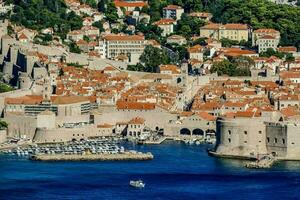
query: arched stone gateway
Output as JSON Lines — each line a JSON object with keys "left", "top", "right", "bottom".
{"left": 180, "top": 128, "right": 191, "bottom": 135}
{"left": 192, "top": 128, "right": 204, "bottom": 135}
{"left": 206, "top": 129, "right": 216, "bottom": 134}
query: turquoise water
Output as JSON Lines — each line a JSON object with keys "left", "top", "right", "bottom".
{"left": 1, "top": 141, "right": 300, "bottom": 200}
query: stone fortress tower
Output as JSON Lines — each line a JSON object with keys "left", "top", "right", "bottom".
{"left": 42, "top": 75, "right": 52, "bottom": 102}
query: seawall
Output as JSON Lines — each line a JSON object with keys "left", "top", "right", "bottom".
{"left": 30, "top": 152, "right": 154, "bottom": 161}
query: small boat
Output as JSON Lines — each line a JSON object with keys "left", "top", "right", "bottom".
{"left": 129, "top": 180, "right": 145, "bottom": 188}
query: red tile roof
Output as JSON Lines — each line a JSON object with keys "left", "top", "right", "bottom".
{"left": 114, "top": 0, "right": 147, "bottom": 7}
{"left": 103, "top": 34, "right": 144, "bottom": 41}
{"left": 154, "top": 18, "right": 176, "bottom": 25}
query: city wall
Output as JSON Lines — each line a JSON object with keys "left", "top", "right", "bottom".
{"left": 33, "top": 125, "right": 112, "bottom": 144}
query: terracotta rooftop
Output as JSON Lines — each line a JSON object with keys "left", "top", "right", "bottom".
{"left": 254, "top": 28, "right": 280, "bottom": 34}
{"left": 201, "top": 23, "right": 248, "bottom": 30}
{"left": 114, "top": 0, "right": 147, "bottom": 7}
{"left": 128, "top": 117, "right": 146, "bottom": 124}
{"left": 103, "top": 34, "right": 144, "bottom": 41}
{"left": 116, "top": 101, "right": 156, "bottom": 110}
{"left": 163, "top": 5, "right": 182, "bottom": 10}
{"left": 51, "top": 96, "right": 91, "bottom": 105}
{"left": 154, "top": 18, "right": 176, "bottom": 25}
{"left": 5, "top": 95, "right": 43, "bottom": 105}
{"left": 198, "top": 111, "right": 216, "bottom": 121}
{"left": 189, "top": 12, "right": 212, "bottom": 18}
{"left": 278, "top": 46, "right": 297, "bottom": 53}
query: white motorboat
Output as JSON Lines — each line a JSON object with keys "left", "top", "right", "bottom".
{"left": 129, "top": 180, "right": 145, "bottom": 188}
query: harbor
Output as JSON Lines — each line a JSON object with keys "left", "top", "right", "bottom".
{"left": 1, "top": 137, "right": 153, "bottom": 162}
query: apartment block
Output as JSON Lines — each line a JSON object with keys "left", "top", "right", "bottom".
{"left": 99, "top": 34, "right": 146, "bottom": 64}
{"left": 163, "top": 5, "right": 184, "bottom": 20}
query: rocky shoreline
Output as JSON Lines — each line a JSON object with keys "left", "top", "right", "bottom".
{"left": 30, "top": 152, "right": 154, "bottom": 162}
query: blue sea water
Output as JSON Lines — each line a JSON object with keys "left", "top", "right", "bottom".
{"left": 1, "top": 141, "right": 300, "bottom": 200}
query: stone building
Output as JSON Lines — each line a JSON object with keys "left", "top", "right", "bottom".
{"left": 153, "top": 18, "right": 176, "bottom": 37}
{"left": 99, "top": 34, "right": 146, "bottom": 64}
{"left": 266, "top": 121, "right": 300, "bottom": 160}
{"left": 127, "top": 117, "right": 146, "bottom": 137}
{"left": 163, "top": 5, "right": 184, "bottom": 20}
{"left": 200, "top": 23, "right": 250, "bottom": 42}
{"left": 252, "top": 29, "right": 280, "bottom": 53}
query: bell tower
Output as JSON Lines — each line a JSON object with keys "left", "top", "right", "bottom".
{"left": 42, "top": 76, "right": 52, "bottom": 103}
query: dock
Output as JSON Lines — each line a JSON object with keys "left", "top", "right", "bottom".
{"left": 30, "top": 152, "right": 154, "bottom": 161}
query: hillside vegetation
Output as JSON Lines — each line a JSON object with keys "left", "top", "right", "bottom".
{"left": 5, "top": 0, "right": 82, "bottom": 38}
{"left": 207, "top": 0, "right": 300, "bottom": 48}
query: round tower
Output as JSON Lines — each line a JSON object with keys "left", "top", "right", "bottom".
{"left": 18, "top": 72, "right": 32, "bottom": 89}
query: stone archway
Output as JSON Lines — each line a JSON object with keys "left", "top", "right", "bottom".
{"left": 192, "top": 128, "right": 204, "bottom": 136}
{"left": 180, "top": 128, "right": 191, "bottom": 135}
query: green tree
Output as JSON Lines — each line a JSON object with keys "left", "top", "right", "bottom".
{"left": 80, "top": 0, "right": 97, "bottom": 8}
{"left": 139, "top": 45, "right": 169, "bottom": 72}
{"left": 0, "top": 83, "right": 14, "bottom": 93}
{"left": 176, "top": 14, "right": 205, "bottom": 38}
{"left": 98, "top": 0, "right": 107, "bottom": 12}
{"left": 259, "top": 48, "right": 285, "bottom": 58}
{"left": 207, "top": 0, "right": 300, "bottom": 49}
{"left": 136, "top": 23, "right": 163, "bottom": 41}
{"left": 92, "top": 21, "right": 104, "bottom": 32}
{"left": 220, "top": 38, "right": 239, "bottom": 47}
{"left": 286, "top": 53, "right": 295, "bottom": 62}
{"left": 0, "top": 121, "right": 8, "bottom": 129}
{"left": 210, "top": 59, "right": 251, "bottom": 76}
{"left": 7, "top": 0, "right": 83, "bottom": 38}
{"left": 210, "top": 60, "right": 237, "bottom": 76}
{"left": 106, "top": 2, "right": 118, "bottom": 22}
{"left": 68, "top": 42, "right": 81, "bottom": 54}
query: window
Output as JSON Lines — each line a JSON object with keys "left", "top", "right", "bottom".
{"left": 259, "top": 131, "right": 262, "bottom": 134}
{"left": 244, "top": 131, "right": 247, "bottom": 135}
{"left": 267, "top": 137, "right": 270, "bottom": 143}
{"left": 274, "top": 138, "right": 278, "bottom": 143}
{"left": 228, "top": 138, "right": 231, "bottom": 143}
{"left": 282, "top": 139, "right": 285, "bottom": 144}
{"left": 244, "top": 141, "right": 247, "bottom": 144}
{"left": 228, "top": 130, "right": 231, "bottom": 135}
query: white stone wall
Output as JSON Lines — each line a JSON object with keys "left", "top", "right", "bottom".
{"left": 265, "top": 122, "right": 287, "bottom": 157}
{"left": 94, "top": 106, "right": 177, "bottom": 130}
{"left": 4, "top": 114, "right": 37, "bottom": 140}
{"left": 33, "top": 125, "right": 112, "bottom": 144}
{"left": 0, "top": 129, "right": 7, "bottom": 143}
{"left": 286, "top": 123, "right": 300, "bottom": 159}
{"left": 37, "top": 113, "right": 56, "bottom": 129}
{"left": 127, "top": 123, "right": 145, "bottom": 137}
